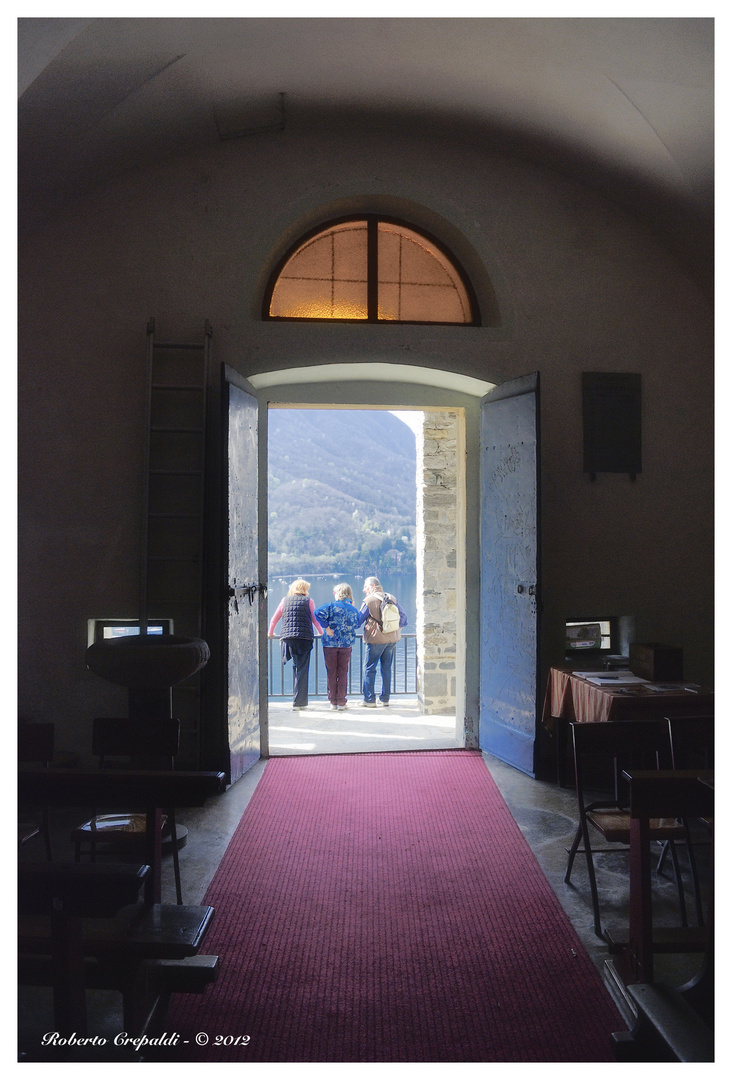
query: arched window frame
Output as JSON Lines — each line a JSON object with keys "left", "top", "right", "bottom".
{"left": 262, "top": 215, "right": 481, "bottom": 326}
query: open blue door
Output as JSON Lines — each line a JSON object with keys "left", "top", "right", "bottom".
{"left": 479, "top": 373, "right": 540, "bottom": 775}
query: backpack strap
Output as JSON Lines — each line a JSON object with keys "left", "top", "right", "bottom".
{"left": 370, "top": 593, "right": 386, "bottom": 629}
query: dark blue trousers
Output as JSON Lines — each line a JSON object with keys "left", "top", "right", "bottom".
{"left": 283, "top": 638, "right": 313, "bottom": 707}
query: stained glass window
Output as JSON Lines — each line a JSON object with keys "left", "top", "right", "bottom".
{"left": 266, "top": 217, "right": 476, "bottom": 324}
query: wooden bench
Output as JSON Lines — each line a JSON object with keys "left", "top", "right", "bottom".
{"left": 18, "top": 721, "right": 55, "bottom": 858}
{"left": 612, "top": 983, "right": 713, "bottom": 1062}
{"left": 18, "top": 862, "right": 219, "bottom": 1041}
{"left": 19, "top": 951, "right": 220, "bottom": 1050}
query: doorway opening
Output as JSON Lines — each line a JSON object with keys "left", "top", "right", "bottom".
{"left": 264, "top": 404, "right": 464, "bottom": 756}
{"left": 221, "top": 363, "right": 540, "bottom": 779}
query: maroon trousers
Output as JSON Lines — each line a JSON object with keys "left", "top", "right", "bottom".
{"left": 323, "top": 646, "right": 352, "bottom": 706}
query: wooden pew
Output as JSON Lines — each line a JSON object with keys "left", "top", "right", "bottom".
{"left": 18, "top": 768, "right": 226, "bottom": 1046}
{"left": 19, "top": 862, "right": 221, "bottom": 1044}
{"left": 18, "top": 768, "right": 225, "bottom": 904}
{"left": 611, "top": 769, "right": 714, "bottom": 1062}
{"left": 17, "top": 767, "right": 226, "bottom": 807}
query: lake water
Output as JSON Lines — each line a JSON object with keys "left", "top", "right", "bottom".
{"left": 266, "top": 571, "right": 418, "bottom": 698}
{"left": 267, "top": 572, "right": 417, "bottom": 628}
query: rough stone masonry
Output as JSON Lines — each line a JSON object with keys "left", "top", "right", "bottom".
{"left": 417, "top": 410, "right": 459, "bottom": 715}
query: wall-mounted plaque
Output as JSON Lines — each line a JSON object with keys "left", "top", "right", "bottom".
{"left": 582, "top": 372, "right": 642, "bottom": 480}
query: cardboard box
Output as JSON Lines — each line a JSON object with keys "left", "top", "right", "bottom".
{"left": 629, "top": 643, "right": 683, "bottom": 682}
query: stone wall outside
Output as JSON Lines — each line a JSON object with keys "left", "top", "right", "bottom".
{"left": 417, "top": 410, "right": 459, "bottom": 715}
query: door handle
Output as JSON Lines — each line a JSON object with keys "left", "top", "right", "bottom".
{"left": 516, "top": 583, "right": 537, "bottom": 596}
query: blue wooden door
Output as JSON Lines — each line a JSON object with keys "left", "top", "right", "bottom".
{"left": 479, "top": 373, "right": 540, "bottom": 775}
{"left": 225, "top": 366, "right": 261, "bottom": 782}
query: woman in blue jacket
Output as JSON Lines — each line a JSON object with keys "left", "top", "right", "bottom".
{"left": 315, "top": 583, "right": 365, "bottom": 710}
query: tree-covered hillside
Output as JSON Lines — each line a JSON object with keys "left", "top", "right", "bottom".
{"left": 268, "top": 409, "right": 417, "bottom": 576}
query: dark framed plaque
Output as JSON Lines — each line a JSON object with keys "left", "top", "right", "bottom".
{"left": 582, "top": 372, "right": 642, "bottom": 480}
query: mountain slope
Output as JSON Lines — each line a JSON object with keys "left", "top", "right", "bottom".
{"left": 267, "top": 409, "right": 417, "bottom": 576}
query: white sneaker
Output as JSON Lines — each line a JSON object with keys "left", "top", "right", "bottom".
{"left": 337, "top": 705, "right": 347, "bottom": 711}
{"left": 363, "top": 701, "right": 376, "bottom": 708}
{"left": 329, "top": 704, "right": 338, "bottom": 711}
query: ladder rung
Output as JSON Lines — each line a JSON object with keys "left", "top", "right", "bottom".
{"left": 152, "top": 342, "right": 206, "bottom": 351}
{"left": 149, "top": 469, "right": 203, "bottom": 476}
{"left": 146, "top": 597, "right": 201, "bottom": 605}
{"left": 148, "top": 556, "right": 200, "bottom": 563}
{"left": 152, "top": 384, "right": 204, "bottom": 392}
{"left": 151, "top": 427, "right": 204, "bottom": 433}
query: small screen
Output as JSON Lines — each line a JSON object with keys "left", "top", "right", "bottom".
{"left": 566, "top": 621, "right": 610, "bottom": 651}
{"left": 103, "top": 625, "right": 165, "bottom": 639}
{"left": 92, "top": 619, "right": 172, "bottom": 643}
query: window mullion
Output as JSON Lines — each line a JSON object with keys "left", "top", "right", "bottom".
{"left": 367, "top": 217, "right": 379, "bottom": 321}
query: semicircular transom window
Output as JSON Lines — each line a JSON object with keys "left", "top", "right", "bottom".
{"left": 266, "top": 217, "right": 478, "bottom": 324}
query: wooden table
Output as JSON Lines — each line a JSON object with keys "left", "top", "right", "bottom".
{"left": 541, "top": 667, "right": 714, "bottom": 785}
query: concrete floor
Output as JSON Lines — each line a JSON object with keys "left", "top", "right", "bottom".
{"left": 484, "top": 753, "right": 709, "bottom": 998}
{"left": 268, "top": 696, "right": 463, "bottom": 755}
{"left": 19, "top": 706, "right": 711, "bottom": 1056}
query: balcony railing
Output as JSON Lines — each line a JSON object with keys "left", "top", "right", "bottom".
{"left": 267, "top": 634, "right": 417, "bottom": 699}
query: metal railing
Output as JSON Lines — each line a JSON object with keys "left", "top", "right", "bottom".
{"left": 268, "top": 634, "right": 417, "bottom": 699}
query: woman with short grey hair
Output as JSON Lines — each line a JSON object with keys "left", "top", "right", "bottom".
{"left": 314, "top": 583, "right": 365, "bottom": 710}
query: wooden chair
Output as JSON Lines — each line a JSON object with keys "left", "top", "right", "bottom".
{"left": 71, "top": 718, "right": 183, "bottom": 904}
{"left": 611, "top": 769, "right": 714, "bottom": 1061}
{"left": 564, "top": 719, "right": 694, "bottom": 938}
{"left": 659, "top": 714, "right": 714, "bottom": 924}
{"left": 18, "top": 722, "right": 55, "bottom": 858}
{"left": 667, "top": 714, "right": 714, "bottom": 772}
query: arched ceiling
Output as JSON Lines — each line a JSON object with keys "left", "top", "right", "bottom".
{"left": 18, "top": 17, "right": 714, "bottom": 291}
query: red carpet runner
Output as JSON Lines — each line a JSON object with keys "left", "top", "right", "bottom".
{"left": 167, "top": 750, "right": 623, "bottom": 1061}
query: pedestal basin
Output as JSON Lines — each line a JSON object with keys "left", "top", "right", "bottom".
{"left": 86, "top": 635, "right": 210, "bottom": 689}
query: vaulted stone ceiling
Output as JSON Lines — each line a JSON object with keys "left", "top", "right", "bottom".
{"left": 18, "top": 17, "right": 713, "bottom": 290}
